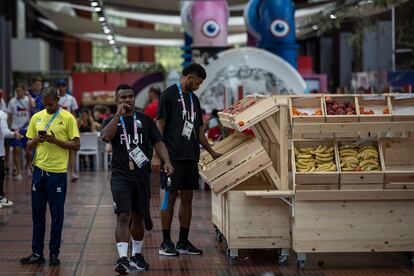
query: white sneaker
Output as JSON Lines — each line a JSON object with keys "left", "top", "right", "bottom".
{"left": 0, "top": 197, "right": 13, "bottom": 207}
{"left": 14, "top": 174, "right": 23, "bottom": 181}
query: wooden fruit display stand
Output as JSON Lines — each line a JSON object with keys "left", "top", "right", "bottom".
{"left": 199, "top": 95, "right": 293, "bottom": 265}
{"left": 290, "top": 93, "right": 414, "bottom": 268}
{"left": 199, "top": 93, "right": 414, "bottom": 267}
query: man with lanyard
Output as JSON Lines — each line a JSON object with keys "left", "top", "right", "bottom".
{"left": 101, "top": 84, "right": 173, "bottom": 274}
{"left": 156, "top": 63, "right": 221, "bottom": 256}
{"left": 57, "top": 79, "right": 80, "bottom": 182}
{"left": 7, "top": 83, "right": 35, "bottom": 180}
{"left": 29, "top": 78, "right": 44, "bottom": 113}
{"left": 20, "top": 87, "right": 80, "bottom": 266}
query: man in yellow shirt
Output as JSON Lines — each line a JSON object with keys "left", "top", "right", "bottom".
{"left": 20, "top": 87, "right": 80, "bottom": 266}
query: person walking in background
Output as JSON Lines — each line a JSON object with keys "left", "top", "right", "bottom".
{"left": 0, "top": 108, "right": 21, "bottom": 208}
{"left": 156, "top": 63, "right": 221, "bottom": 256}
{"left": 57, "top": 79, "right": 79, "bottom": 182}
{"left": 0, "top": 89, "right": 7, "bottom": 112}
{"left": 29, "top": 78, "right": 44, "bottom": 114}
{"left": 20, "top": 87, "right": 80, "bottom": 266}
{"left": 143, "top": 85, "right": 161, "bottom": 231}
{"left": 78, "top": 108, "right": 100, "bottom": 171}
{"left": 7, "top": 83, "right": 35, "bottom": 180}
{"left": 101, "top": 84, "right": 173, "bottom": 274}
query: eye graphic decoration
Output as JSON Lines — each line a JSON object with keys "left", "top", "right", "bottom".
{"left": 202, "top": 20, "right": 220, "bottom": 38}
{"left": 270, "top": 19, "right": 290, "bottom": 38}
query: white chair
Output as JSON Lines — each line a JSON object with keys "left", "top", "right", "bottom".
{"left": 76, "top": 132, "right": 100, "bottom": 172}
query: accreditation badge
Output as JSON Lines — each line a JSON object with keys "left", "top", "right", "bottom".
{"left": 129, "top": 146, "right": 149, "bottom": 168}
{"left": 181, "top": 120, "right": 194, "bottom": 141}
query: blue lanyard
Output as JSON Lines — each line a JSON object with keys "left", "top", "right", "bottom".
{"left": 176, "top": 81, "right": 194, "bottom": 122}
{"left": 120, "top": 112, "right": 138, "bottom": 151}
{"left": 44, "top": 108, "right": 60, "bottom": 131}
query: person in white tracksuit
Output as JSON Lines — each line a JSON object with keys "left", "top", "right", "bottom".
{"left": 0, "top": 110, "right": 21, "bottom": 208}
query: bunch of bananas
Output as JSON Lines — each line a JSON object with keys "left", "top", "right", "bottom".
{"left": 339, "top": 144, "right": 381, "bottom": 171}
{"left": 294, "top": 145, "right": 337, "bottom": 172}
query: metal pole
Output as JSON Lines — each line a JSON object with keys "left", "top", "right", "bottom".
{"left": 391, "top": 6, "right": 395, "bottom": 71}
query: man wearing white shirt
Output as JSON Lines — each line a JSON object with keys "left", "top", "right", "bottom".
{"left": 0, "top": 109, "right": 21, "bottom": 207}
{"left": 57, "top": 80, "right": 79, "bottom": 182}
{"left": 7, "top": 83, "right": 35, "bottom": 180}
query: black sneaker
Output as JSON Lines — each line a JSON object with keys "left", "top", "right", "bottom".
{"left": 144, "top": 215, "right": 153, "bottom": 231}
{"left": 176, "top": 240, "right": 203, "bottom": 255}
{"left": 115, "top": 257, "right": 129, "bottom": 275}
{"left": 129, "top": 253, "right": 149, "bottom": 270}
{"left": 159, "top": 240, "right": 179, "bottom": 256}
{"left": 20, "top": 253, "right": 46, "bottom": 265}
{"left": 49, "top": 254, "right": 60, "bottom": 266}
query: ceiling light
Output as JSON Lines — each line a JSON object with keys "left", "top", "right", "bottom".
{"left": 109, "top": 39, "right": 115, "bottom": 45}
{"left": 98, "top": 17, "right": 105, "bottom": 22}
{"left": 103, "top": 28, "right": 110, "bottom": 34}
{"left": 94, "top": 7, "right": 102, "bottom": 12}
{"left": 312, "top": 25, "right": 319, "bottom": 30}
{"left": 330, "top": 14, "right": 336, "bottom": 19}
{"left": 107, "top": 35, "right": 114, "bottom": 40}
{"left": 90, "top": 1, "right": 98, "bottom": 7}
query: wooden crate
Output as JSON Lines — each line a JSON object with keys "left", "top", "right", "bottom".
{"left": 337, "top": 140, "right": 384, "bottom": 185}
{"left": 390, "top": 94, "right": 414, "bottom": 121}
{"left": 218, "top": 95, "right": 278, "bottom": 132}
{"left": 289, "top": 95, "right": 325, "bottom": 124}
{"left": 293, "top": 200, "right": 414, "bottom": 253}
{"left": 292, "top": 140, "right": 339, "bottom": 185}
{"left": 220, "top": 178, "right": 291, "bottom": 250}
{"left": 296, "top": 184, "right": 339, "bottom": 190}
{"left": 324, "top": 95, "right": 359, "bottom": 123}
{"left": 199, "top": 135, "right": 277, "bottom": 194}
{"left": 380, "top": 139, "right": 414, "bottom": 186}
{"left": 356, "top": 95, "right": 392, "bottom": 122}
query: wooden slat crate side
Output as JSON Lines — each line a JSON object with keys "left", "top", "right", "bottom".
{"left": 390, "top": 94, "right": 414, "bottom": 121}
{"left": 226, "top": 191, "right": 291, "bottom": 249}
{"left": 380, "top": 139, "right": 414, "bottom": 185}
{"left": 211, "top": 150, "right": 273, "bottom": 194}
{"left": 202, "top": 138, "right": 264, "bottom": 181}
{"left": 293, "top": 200, "right": 414, "bottom": 253}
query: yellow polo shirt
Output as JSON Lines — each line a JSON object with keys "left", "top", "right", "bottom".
{"left": 26, "top": 109, "right": 80, "bottom": 173}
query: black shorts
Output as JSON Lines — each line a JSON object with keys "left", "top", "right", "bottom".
{"left": 110, "top": 176, "right": 149, "bottom": 215}
{"left": 160, "top": 160, "right": 199, "bottom": 191}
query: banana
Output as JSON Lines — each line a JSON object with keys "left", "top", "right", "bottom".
{"left": 309, "top": 166, "right": 316, "bottom": 172}
{"left": 363, "top": 165, "right": 379, "bottom": 171}
{"left": 316, "top": 156, "right": 333, "bottom": 162}
{"left": 297, "top": 159, "right": 315, "bottom": 166}
{"left": 359, "top": 159, "right": 379, "bottom": 167}
{"left": 312, "top": 145, "right": 327, "bottom": 154}
{"left": 342, "top": 167, "right": 354, "bottom": 171}
{"left": 315, "top": 152, "right": 333, "bottom": 158}
{"left": 296, "top": 163, "right": 311, "bottom": 170}
{"left": 340, "top": 144, "right": 357, "bottom": 150}
{"left": 327, "top": 164, "right": 337, "bottom": 171}
{"left": 340, "top": 156, "right": 359, "bottom": 163}
{"left": 324, "top": 147, "right": 334, "bottom": 154}
{"left": 339, "top": 152, "right": 358, "bottom": 158}
{"left": 339, "top": 149, "right": 358, "bottom": 155}
{"left": 360, "top": 145, "right": 377, "bottom": 151}
{"left": 294, "top": 147, "right": 300, "bottom": 156}
{"left": 299, "top": 148, "right": 314, "bottom": 154}
{"left": 297, "top": 154, "right": 313, "bottom": 159}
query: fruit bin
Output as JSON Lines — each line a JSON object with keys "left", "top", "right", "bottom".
{"left": 292, "top": 140, "right": 339, "bottom": 186}
{"left": 324, "top": 95, "right": 359, "bottom": 123}
{"left": 199, "top": 133, "right": 277, "bottom": 194}
{"left": 218, "top": 95, "right": 278, "bottom": 132}
{"left": 380, "top": 139, "right": 414, "bottom": 189}
{"left": 289, "top": 95, "right": 325, "bottom": 124}
{"left": 336, "top": 140, "right": 385, "bottom": 186}
{"left": 389, "top": 94, "right": 414, "bottom": 121}
{"left": 356, "top": 95, "right": 392, "bottom": 122}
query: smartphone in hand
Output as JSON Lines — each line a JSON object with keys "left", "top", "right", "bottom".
{"left": 38, "top": 130, "right": 47, "bottom": 137}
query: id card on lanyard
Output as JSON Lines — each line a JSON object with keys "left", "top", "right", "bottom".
{"left": 44, "top": 108, "right": 60, "bottom": 132}
{"left": 177, "top": 82, "right": 194, "bottom": 141}
{"left": 120, "top": 113, "right": 149, "bottom": 170}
